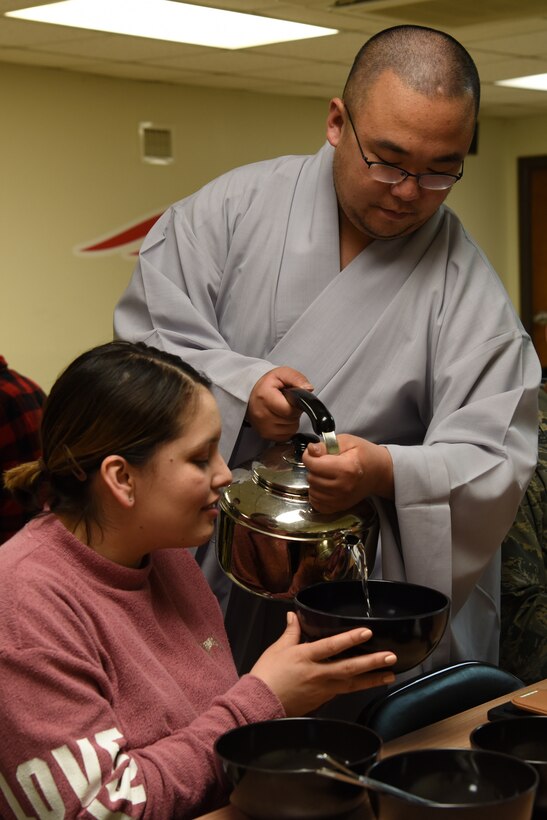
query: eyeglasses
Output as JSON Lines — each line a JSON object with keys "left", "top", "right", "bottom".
{"left": 344, "top": 105, "right": 464, "bottom": 191}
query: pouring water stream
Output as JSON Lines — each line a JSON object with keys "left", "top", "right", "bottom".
{"left": 346, "top": 534, "right": 372, "bottom": 616}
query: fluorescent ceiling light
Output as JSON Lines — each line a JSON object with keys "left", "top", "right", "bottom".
{"left": 6, "top": 0, "right": 338, "bottom": 50}
{"left": 495, "top": 73, "right": 547, "bottom": 91}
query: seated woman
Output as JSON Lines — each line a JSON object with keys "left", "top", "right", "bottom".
{"left": 0, "top": 341, "right": 397, "bottom": 819}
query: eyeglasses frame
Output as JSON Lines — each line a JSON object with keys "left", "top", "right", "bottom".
{"left": 343, "top": 104, "right": 464, "bottom": 191}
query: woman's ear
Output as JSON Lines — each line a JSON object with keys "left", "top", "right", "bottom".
{"left": 326, "top": 97, "right": 345, "bottom": 147}
{"left": 100, "top": 456, "right": 135, "bottom": 508}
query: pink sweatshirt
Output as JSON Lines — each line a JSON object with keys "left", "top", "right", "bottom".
{"left": 0, "top": 515, "right": 284, "bottom": 818}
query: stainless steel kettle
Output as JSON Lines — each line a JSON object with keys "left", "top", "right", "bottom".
{"left": 217, "top": 388, "right": 379, "bottom": 600}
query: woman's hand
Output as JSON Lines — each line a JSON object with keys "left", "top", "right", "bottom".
{"left": 302, "top": 434, "right": 394, "bottom": 512}
{"left": 249, "top": 612, "right": 397, "bottom": 716}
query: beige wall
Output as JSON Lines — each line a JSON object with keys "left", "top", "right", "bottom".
{"left": 1, "top": 61, "right": 546, "bottom": 391}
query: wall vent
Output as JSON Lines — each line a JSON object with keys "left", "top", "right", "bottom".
{"left": 139, "top": 122, "right": 174, "bottom": 165}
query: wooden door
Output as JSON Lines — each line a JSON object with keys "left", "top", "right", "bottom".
{"left": 519, "top": 156, "right": 547, "bottom": 370}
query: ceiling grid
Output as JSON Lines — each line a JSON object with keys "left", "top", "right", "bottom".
{"left": 0, "top": 0, "right": 546, "bottom": 115}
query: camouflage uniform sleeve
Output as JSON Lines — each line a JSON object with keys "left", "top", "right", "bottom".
{"left": 499, "top": 389, "right": 547, "bottom": 684}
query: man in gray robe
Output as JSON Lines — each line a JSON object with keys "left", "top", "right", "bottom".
{"left": 114, "top": 25, "right": 540, "bottom": 675}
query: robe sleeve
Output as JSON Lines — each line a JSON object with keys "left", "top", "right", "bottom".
{"left": 114, "top": 177, "right": 277, "bottom": 460}
{"left": 380, "top": 242, "right": 541, "bottom": 664}
{"left": 326, "top": 210, "right": 541, "bottom": 666}
{"left": 388, "top": 332, "right": 538, "bottom": 591}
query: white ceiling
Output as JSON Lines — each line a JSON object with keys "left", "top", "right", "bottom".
{"left": 1, "top": 0, "right": 547, "bottom": 117}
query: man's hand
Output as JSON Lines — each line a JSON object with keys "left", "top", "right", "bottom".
{"left": 246, "top": 367, "right": 313, "bottom": 440}
{"left": 302, "top": 434, "right": 394, "bottom": 512}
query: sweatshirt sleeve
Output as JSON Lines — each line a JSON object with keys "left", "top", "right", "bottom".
{"left": 0, "top": 644, "right": 284, "bottom": 819}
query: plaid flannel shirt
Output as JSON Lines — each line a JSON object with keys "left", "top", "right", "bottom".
{"left": 0, "top": 356, "right": 46, "bottom": 544}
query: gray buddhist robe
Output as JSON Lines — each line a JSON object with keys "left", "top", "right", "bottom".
{"left": 114, "top": 143, "right": 540, "bottom": 671}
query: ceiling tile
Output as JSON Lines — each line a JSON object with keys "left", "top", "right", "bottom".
{"left": 249, "top": 30, "right": 371, "bottom": 61}
{"left": 479, "top": 57, "right": 547, "bottom": 83}
{"left": 147, "top": 49, "right": 305, "bottom": 73}
{"left": 0, "top": 16, "right": 103, "bottom": 46}
{"left": 28, "top": 31, "right": 210, "bottom": 60}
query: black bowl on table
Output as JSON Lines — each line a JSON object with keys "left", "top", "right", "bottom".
{"left": 294, "top": 579, "right": 450, "bottom": 673}
{"left": 471, "top": 716, "right": 547, "bottom": 817}
{"left": 214, "top": 716, "right": 382, "bottom": 819}
{"left": 366, "top": 748, "right": 538, "bottom": 819}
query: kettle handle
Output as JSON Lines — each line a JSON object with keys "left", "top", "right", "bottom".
{"left": 282, "top": 388, "right": 340, "bottom": 455}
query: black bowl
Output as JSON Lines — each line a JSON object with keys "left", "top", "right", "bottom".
{"left": 294, "top": 579, "right": 450, "bottom": 673}
{"left": 367, "top": 748, "right": 538, "bottom": 819}
{"left": 214, "top": 717, "right": 382, "bottom": 819}
{"left": 471, "top": 716, "right": 547, "bottom": 816}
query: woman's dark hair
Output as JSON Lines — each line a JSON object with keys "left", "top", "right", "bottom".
{"left": 4, "top": 341, "right": 211, "bottom": 532}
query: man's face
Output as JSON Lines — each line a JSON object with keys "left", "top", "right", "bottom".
{"left": 327, "top": 70, "right": 476, "bottom": 244}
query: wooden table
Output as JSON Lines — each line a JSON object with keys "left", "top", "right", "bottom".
{"left": 196, "top": 678, "right": 547, "bottom": 819}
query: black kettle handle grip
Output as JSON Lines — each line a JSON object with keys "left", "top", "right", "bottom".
{"left": 282, "top": 388, "right": 335, "bottom": 434}
{"left": 281, "top": 389, "right": 340, "bottom": 456}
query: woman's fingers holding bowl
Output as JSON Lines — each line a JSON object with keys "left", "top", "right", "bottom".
{"left": 304, "top": 627, "right": 397, "bottom": 687}
{"left": 322, "top": 650, "right": 397, "bottom": 687}
{"left": 305, "top": 626, "right": 396, "bottom": 664}
{"left": 345, "top": 667, "right": 397, "bottom": 691}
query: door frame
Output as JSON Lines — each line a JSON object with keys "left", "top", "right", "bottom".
{"left": 518, "top": 154, "right": 547, "bottom": 333}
